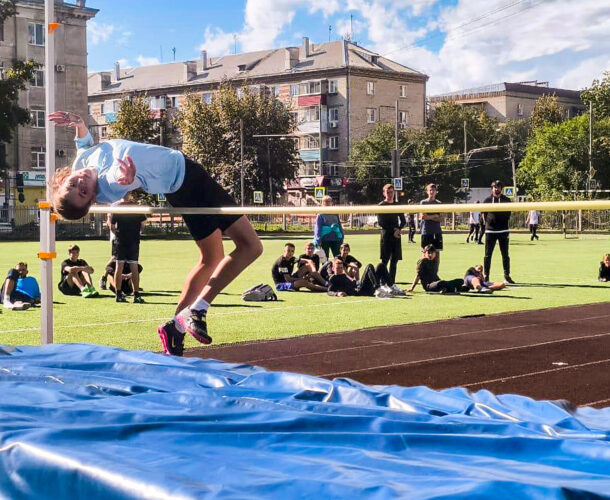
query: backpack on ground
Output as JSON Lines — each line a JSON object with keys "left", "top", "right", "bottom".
{"left": 241, "top": 283, "right": 278, "bottom": 302}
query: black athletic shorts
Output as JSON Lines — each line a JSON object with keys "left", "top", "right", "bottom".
{"left": 165, "top": 158, "right": 241, "bottom": 241}
{"left": 57, "top": 277, "right": 81, "bottom": 296}
{"left": 421, "top": 233, "right": 443, "bottom": 251}
{"left": 115, "top": 240, "right": 140, "bottom": 262}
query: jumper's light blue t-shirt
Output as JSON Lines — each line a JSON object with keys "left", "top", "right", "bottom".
{"left": 72, "top": 133, "right": 185, "bottom": 203}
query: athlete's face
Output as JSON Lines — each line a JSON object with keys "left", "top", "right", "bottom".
{"left": 333, "top": 260, "right": 344, "bottom": 274}
{"left": 340, "top": 246, "right": 349, "bottom": 257}
{"left": 426, "top": 185, "right": 437, "bottom": 198}
{"left": 304, "top": 244, "right": 314, "bottom": 256}
{"left": 492, "top": 184, "right": 502, "bottom": 197}
{"left": 603, "top": 255, "right": 610, "bottom": 266}
{"left": 423, "top": 249, "right": 436, "bottom": 260}
{"left": 283, "top": 246, "right": 295, "bottom": 258}
{"left": 60, "top": 168, "right": 97, "bottom": 209}
{"left": 383, "top": 187, "right": 394, "bottom": 201}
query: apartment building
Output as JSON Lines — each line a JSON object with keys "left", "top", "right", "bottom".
{"left": 88, "top": 38, "right": 428, "bottom": 203}
{"left": 429, "top": 81, "right": 584, "bottom": 122}
{"left": 0, "top": 0, "right": 97, "bottom": 220}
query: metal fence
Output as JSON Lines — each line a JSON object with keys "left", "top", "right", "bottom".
{"left": 1, "top": 206, "right": 608, "bottom": 240}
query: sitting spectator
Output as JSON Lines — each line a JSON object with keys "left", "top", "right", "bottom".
{"left": 463, "top": 264, "right": 506, "bottom": 293}
{"left": 105, "top": 259, "right": 144, "bottom": 296}
{"left": 295, "top": 242, "right": 327, "bottom": 286}
{"left": 338, "top": 243, "right": 362, "bottom": 280}
{"left": 407, "top": 245, "right": 468, "bottom": 294}
{"left": 271, "top": 243, "right": 327, "bottom": 292}
{"left": 57, "top": 244, "right": 98, "bottom": 298}
{"left": 328, "top": 258, "right": 394, "bottom": 297}
{"left": 599, "top": 253, "right": 610, "bottom": 282}
{"left": 1, "top": 262, "right": 38, "bottom": 310}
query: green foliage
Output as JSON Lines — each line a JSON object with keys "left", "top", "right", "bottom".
{"left": 108, "top": 95, "right": 159, "bottom": 143}
{"left": 0, "top": 60, "right": 37, "bottom": 158}
{"left": 0, "top": 0, "right": 16, "bottom": 22}
{"left": 581, "top": 71, "right": 610, "bottom": 120}
{"left": 174, "top": 82, "right": 299, "bottom": 204}
{"left": 530, "top": 94, "right": 565, "bottom": 129}
{"left": 518, "top": 114, "right": 610, "bottom": 199}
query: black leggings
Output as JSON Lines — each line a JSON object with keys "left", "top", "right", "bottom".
{"left": 425, "top": 278, "right": 465, "bottom": 293}
{"left": 529, "top": 224, "right": 538, "bottom": 239}
{"left": 380, "top": 257, "right": 398, "bottom": 286}
{"left": 355, "top": 264, "right": 393, "bottom": 296}
{"left": 484, "top": 232, "right": 510, "bottom": 279}
{"left": 467, "top": 224, "right": 480, "bottom": 241}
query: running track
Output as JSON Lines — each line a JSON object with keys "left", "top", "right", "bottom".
{"left": 186, "top": 302, "right": 610, "bottom": 408}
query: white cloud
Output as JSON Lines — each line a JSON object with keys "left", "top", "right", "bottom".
{"left": 87, "top": 20, "right": 115, "bottom": 45}
{"left": 557, "top": 56, "right": 610, "bottom": 91}
{"left": 116, "top": 58, "right": 131, "bottom": 68}
{"left": 136, "top": 55, "right": 160, "bottom": 66}
{"left": 199, "top": 26, "right": 238, "bottom": 56}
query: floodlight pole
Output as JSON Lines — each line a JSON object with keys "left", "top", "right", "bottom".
{"left": 40, "top": 0, "right": 58, "bottom": 344}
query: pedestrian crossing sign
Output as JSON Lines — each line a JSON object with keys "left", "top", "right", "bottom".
{"left": 461, "top": 178, "right": 470, "bottom": 189}
{"left": 314, "top": 187, "right": 326, "bottom": 201}
{"left": 503, "top": 186, "right": 515, "bottom": 197}
{"left": 157, "top": 193, "right": 166, "bottom": 202}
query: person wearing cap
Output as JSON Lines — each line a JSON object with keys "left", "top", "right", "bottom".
{"left": 481, "top": 180, "right": 515, "bottom": 284}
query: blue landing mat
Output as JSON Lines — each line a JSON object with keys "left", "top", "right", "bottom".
{"left": 0, "top": 344, "right": 609, "bottom": 499}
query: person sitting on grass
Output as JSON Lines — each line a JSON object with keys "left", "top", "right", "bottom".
{"left": 57, "top": 244, "right": 99, "bottom": 298}
{"left": 327, "top": 258, "right": 392, "bottom": 297}
{"left": 407, "top": 244, "right": 468, "bottom": 294}
{"left": 295, "top": 241, "right": 328, "bottom": 287}
{"left": 1, "top": 262, "right": 39, "bottom": 310}
{"left": 271, "top": 243, "right": 327, "bottom": 292}
{"left": 464, "top": 264, "right": 506, "bottom": 293}
{"left": 105, "top": 258, "right": 144, "bottom": 296}
{"left": 338, "top": 243, "right": 362, "bottom": 280}
{"left": 599, "top": 253, "right": 610, "bottom": 282}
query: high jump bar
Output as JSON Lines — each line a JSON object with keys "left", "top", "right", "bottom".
{"left": 87, "top": 199, "right": 610, "bottom": 216}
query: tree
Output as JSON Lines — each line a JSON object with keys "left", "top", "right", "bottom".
{"left": 174, "top": 82, "right": 299, "bottom": 203}
{"left": 108, "top": 95, "right": 159, "bottom": 143}
{"left": 0, "top": 0, "right": 16, "bottom": 23}
{"left": 518, "top": 114, "right": 610, "bottom": 199}
{"left": 530, "top": 94, "right": 565, "bottom": 129}
{"left": 581, "top": 71, "right": 610, "bottom": 120}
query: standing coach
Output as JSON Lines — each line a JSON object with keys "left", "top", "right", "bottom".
{"left": 482, "top": 180, "right": 515, "bottom": 284}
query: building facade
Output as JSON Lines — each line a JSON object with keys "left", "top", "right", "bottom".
{"left": 0, "top": 0, "right": 96, "bottom": 222}
{"left": 429, "top": 81, "right": 585, "bottom": 122}
{"left": 88, "top": 38, "right": 428, "bottom": 204}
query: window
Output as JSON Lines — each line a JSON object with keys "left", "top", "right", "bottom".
{"left": 367, "top": 81, "right": 375, "bottom": 95}
{"left": 304, "top": 136, "right": 319, "bottom": 149}
{"left": 30, "top": 68, "right": 44, "bottom": 87}
{"left": 100, "top": 103, "right": 105, "bottom": 114}
{"left": 0, "top": 61, "right": 5, "bottom": 80}
{"left": 273, "top": 86, "right": 281, "bottom": 97}
{"left": 30, "top": 110, "right": 45, "bottom": 128}
{"left": 399, "top": 111, "right": 408, "bottom": 125}
{"left": 100, "top": 126, "right": 108, "bottom": 139}
{"left": 400, "top": 84, "right": 408, "bottom": 98}
{"left": 202, "top": 93, "right": 212, "bottom": 104}
{"left": 517, "top": 103, "right": 524, "bottom": 116}
{"left": 366, "top": 108, "right": 376, "bottom": 123}
{"left": 329, "top": 80, "right": 338, "bottom": 94}
{"left": 290, "top": 84, "right": 299, "bottom": 96}
{"left": 302, "top": 105, "right": 320, "bottom": 122}
{"left": 28, "top": 23, "right": 45, "bottom": 46}
{"left": 299, "top": 81, "right": 321, "bottom": 95}
{"left": 290, "top": 111, "right": 298, "bottom": 124}
{"left": 0, "top": 21, "right": 4, "bottom": 42}
{"left": 87, "top": 105, "right": 91, "bottom": 115}
{"left": 31, "top": 146, "right": 45, "bottom": 169}
{"left": 328, "top": 107, "right": 339, "bottom": 122}
{"left": 328, "top": 136, "right": 339, "bottom": 150}
{"left": 149, "top": 96, "right": 166, "bottom": 110}
{"left": 169, "top": 95, "right": 180, "bottom": 108}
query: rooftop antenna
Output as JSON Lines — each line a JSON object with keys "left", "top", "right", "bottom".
{"left": 233, "top": 34, "right": 237, "bottom": 54}
{"left": 328, "top": 25, "right": 332, "bottom": 42}
{"left": 350, "top": 14, "right": 353, "bottom": 41}
{"left": 172, "top": 47, "right": 176, "bottom": 61}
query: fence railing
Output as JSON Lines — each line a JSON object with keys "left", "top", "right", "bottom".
{"left": 1, "top": 206, "right": 608, "bottom": 239}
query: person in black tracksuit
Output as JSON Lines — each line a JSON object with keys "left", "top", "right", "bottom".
{"left": 377, "top": 184, "right": 406, "bottom": 286}
{"left": 482, "top": 180, "right": 514, "bottom": 284}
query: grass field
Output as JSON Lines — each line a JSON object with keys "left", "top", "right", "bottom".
{"left": 1, "top": 232, "right": 608, "bottom": 352}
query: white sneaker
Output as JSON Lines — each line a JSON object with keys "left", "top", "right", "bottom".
{"left": 390, "top": 284, "right": 406, "bottom": 296}
{"left": 477, "top": 287, "right": 493, "bottom": 294}
{"left": 3, "top": 300, "right": 13, "bottom": 309}
{"left": 374, "top": 286, "right": 394, "bottom": 298}
{"left": 11, "top": 301, "right": 30, "bottom": 311}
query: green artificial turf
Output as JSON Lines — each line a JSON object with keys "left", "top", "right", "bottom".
{"left": 0, "top": 233, "right": 608, "bottom": 352}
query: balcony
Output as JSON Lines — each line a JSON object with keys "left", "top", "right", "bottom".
{"left": 297, "top": 94, "right": 327, "bottom": 107}
{"left": 298, "top": 148, "right": 327, "bottom": 162}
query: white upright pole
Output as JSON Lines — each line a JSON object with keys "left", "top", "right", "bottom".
{"left": 40, "top": 0, "right": 57, "bottom": 344}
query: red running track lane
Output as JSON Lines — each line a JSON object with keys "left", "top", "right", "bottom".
{"left": 185, "top": 302, "right": 610, "bottom": 408}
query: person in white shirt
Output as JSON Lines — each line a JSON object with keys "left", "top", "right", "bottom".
{"left": 525, "top": 210, "right": 540, "bottom": 241}
{"left": 466, "top": 201, "right": 481, "bottom": 243}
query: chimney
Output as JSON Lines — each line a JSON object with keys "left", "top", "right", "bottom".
{"left": 198, "top": 50, "right": 208, "bottom": 72}
{"left": 76, "top": 0, "right": 86, "bottom": 6}
{"left": 184, "top": 60, "right": 197, "bottom": 81}
{"left": 113, "top": 61, "right": 120, "bottom": 82}
{"left": 302, "top": 37, "right": 310, "bottom": 58}
{"left": 284, "top": 47, "right": 298, "bottom": 71}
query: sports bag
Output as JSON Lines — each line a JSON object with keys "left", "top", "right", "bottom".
{"left": 241, "top": 283, "right": 278, "bottom": 302}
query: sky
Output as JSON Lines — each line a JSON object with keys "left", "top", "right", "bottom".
{"left": 85, "top": 0, "right": 610, "bottom": 95}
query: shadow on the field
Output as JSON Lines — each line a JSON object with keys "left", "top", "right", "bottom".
{"left": 520, "top": 282, "right": 609, "bottom": 289}
{"left": 460, "top": 294, "right": 531, "bottom": 300}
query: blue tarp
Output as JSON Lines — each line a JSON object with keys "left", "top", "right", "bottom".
{"left": 0, "top": 343, "right": 608, "bottom": 499}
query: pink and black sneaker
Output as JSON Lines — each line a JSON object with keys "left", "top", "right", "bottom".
{"left": 175, "top": 309, "right": 212, "bottom": 345}
{"left": 157, "top": 320, "right": 185, "bottom": 356}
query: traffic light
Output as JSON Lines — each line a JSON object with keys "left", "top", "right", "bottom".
{"left": 391, "top": 149, "right": 400, "bottom": 178}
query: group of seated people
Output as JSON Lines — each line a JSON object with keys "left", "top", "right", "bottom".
{"left": 271, "top": 241, "right": 511, "bottom": 298}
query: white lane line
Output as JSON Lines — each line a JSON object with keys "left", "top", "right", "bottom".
{"left": 459, "top": 358, "right": 610, "bottom": 388}
{"left": 0, "top": 298, "right": 378, "bottom": 334}
{"left": 319, "top": 331, "right": 610, "bottom": 377}
{"left": 583, "top": 397, "right": 610, "bottom": 407}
